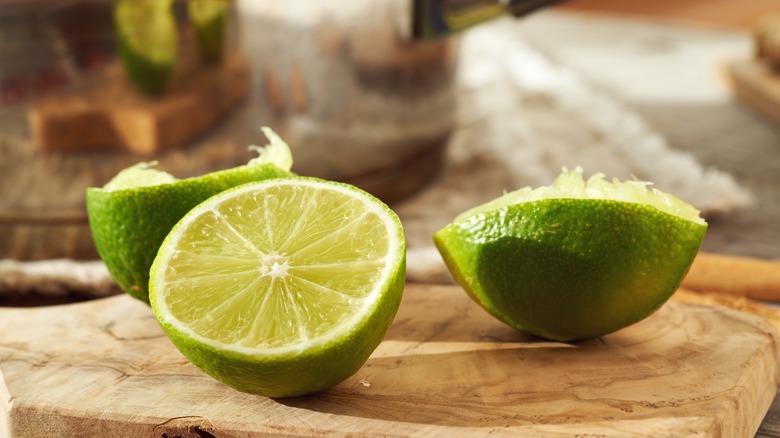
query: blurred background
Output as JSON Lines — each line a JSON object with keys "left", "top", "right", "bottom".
{"left": 0, "top": 0, "right": 778, "bottom": 265}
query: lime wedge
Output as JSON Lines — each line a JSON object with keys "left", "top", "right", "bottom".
{"left": 188, "top": 0, "right": 227, "bottom": 64}
{"left": 86, "top": 128, "right": 294, "bottom": 304}
{"left": 434, "top": 167, "right": 707, "bottom": 341}
{"left": 149, "top": 178, "right": 406, "bottom": 397}
{"left": 114, "top": 0, "right": 178, "bottom": 95}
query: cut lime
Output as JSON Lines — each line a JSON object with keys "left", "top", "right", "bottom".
{"left": 188, "top": 0, "right": 228, "bottom": 64}
{"left": 148, "top": 178, "right": 406, "bottom": 397}
{"left": 114, "top": 0, "right": 178, "bottom": 95}
{"left": 433, "top": 167, "right": 707, "bottom": 341}
{"left": 86, "top": 128, "right": 294, "bottom": 304}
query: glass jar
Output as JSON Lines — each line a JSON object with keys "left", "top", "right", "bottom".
{"left": 237, "top": 0, "right": 459, "bottom": 202}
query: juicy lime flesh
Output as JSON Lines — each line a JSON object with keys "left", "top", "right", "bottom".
{"left": 434, "top": 198, "right": 707, "bottom": 341}
{"left": 163, "top": 184, "right": 391, "bottom": 349}
{"left": 150, "top": 179, "right": 406, "bottom": 396}
{"left": 102, "top": 161, "right": 177, "bottom": 191}
{"left": 456, "top": 167, "right": 705, "bottom": 225}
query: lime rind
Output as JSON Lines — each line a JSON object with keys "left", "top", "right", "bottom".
{"left": 435, "top": 166, "right": 708, "bottom": 341}
{"left": 454, "top": 167, "right": 705, "bottom": 225}
{"left": 435, "top": 197, "right": 707, "bottom": 341}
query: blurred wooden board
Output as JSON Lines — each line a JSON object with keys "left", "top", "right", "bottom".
{"left": 721, "top": 59, "right": 780, "bottom": 126}
{"left": 0, "top": 48, "right": 255, "bottom": 261}
{"left": 558, "top": 0, "right": 773, "bottom": 29}
{"left": 1, "top": 283, "right": 778, "bottom": 437}
{"left": 684, "top": 251, "right": 780, "bottom": 303}
{"left": 27, "top": 51, "right": 249, "bottom": 155}
{"left": 0, "top": 132, "right": 254, "bottom": 261}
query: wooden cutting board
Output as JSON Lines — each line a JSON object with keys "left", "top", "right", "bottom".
{"left": 1, "top": 284, "right": 778, "bottom": 437}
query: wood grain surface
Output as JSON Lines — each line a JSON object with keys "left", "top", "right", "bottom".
{"left": 2, "top": 284, "right": 778, "bottom": 437}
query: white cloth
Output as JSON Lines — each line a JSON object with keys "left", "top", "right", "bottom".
{"left": 398, "top": 17, "right": 752, "bottom": 283}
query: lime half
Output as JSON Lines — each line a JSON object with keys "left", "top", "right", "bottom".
{"left": 149, "top": 178, "right": 406, "bottom": 397}
{"left": 114, "top": 0, "right": 178, "bottom": 95}
{"left": 433, "top": 167, "right": 707, "bottom": 341}
{"left": 86, "top": 128, "right": 294, "bottom": 304}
